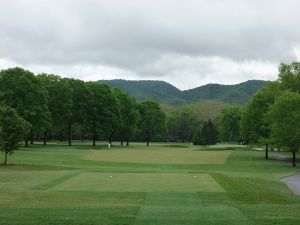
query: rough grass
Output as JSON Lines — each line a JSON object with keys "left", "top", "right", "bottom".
{"left": 0, "top": 141, "right": 299, "bottom": 225}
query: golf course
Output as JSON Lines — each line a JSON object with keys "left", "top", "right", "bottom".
{"left": 0, "top": 142, "right": 299, "bottom": 225}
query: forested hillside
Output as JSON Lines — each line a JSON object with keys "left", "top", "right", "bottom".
{"left": 99, "top": 80, "right": 185, "bottom": 105}
{"left": 99, "top": 79, "right": 267, "bottom": 105}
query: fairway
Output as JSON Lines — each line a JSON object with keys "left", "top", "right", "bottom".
{"left": 50, "top": 172, "right": 224, "bottom": 192}
{"left": 84, "top": 149, "right": 231, "bottom": 164}
{"left": 1, "top": 142, "right": 300, "bottom": 225}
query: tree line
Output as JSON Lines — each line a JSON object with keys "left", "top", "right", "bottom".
{"left": 0, "top": 67, "right": 166, "bottom": 164}
{"left": 1, "top": 63, "right": 300, "bottom": 166}
{"left": 166, "top": 62, "right": 300, "bottom": 166}
{"left": 212, "top": 62, "right": 300, "bottom": 167}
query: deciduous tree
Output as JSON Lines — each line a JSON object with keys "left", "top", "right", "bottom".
{"left": 0, "top": 106, "right": 30, "bottom": 165}
{"left": 268, "top": 91, "right": 300, "bottom": 166}
{"left": 138, "top": 101, "right": 166, "bottom": 146}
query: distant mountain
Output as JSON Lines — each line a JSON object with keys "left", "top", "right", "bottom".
{"left": 99, "top": 80, "right": 186, "bottom": 105}
{"left": 98, "top": 79, "right": 268, "bottom": 105}
{"left": 182, "top": 80, "right": 268, "bottom": 104}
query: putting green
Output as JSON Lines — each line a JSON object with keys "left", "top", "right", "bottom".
{"left": 84, "top": 150, "right": 231, "bottom": 164}
{"left": 50, "top": 172, "right": 225, "bottom": 193}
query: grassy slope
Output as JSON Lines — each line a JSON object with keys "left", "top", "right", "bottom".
{"left": 0, "top": 142, "right": 299, "bottom": 225}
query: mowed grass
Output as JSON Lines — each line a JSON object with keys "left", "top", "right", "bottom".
{"left": 50, "top": 172, "right": 224, "bottom": 192}
{"left": 0, "top": 141, "right": 300, "bottom": 225}
{"left": 84, "top": 149, "right": 231, "bottom": 164}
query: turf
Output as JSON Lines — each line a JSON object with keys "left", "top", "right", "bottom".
{"left": 84, "top": 149, "right": 231, "bottom": 164}
{"left": 49, "top": 172, "right": 224, "bottom": 192}
{"left": 0, "top": 141, "right": 299, "bottom": 225}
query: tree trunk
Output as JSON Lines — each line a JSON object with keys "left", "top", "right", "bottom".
{"left": 265, "top": 144, "right": 269, "bottom": 159}
{"left": 81, "top": 131, "right": 84, "bottom": 142}
{"left": 25, "top": 138, "right": 29, "bottom": 147}
{"left": 109, "top": 136, "right": 112, "bottom": 145}
{"left": 126, "top": 139, "right": 129, "bottom": 146}
{"left": 121, "top": 140, "right": 123, "bottom": 146}
{"left": 4, "top": 151, "right": 8, "bottom": 165}
{"left": 68, "top": 122, "right": 72, "bottom": 146}
{"left": 229, "top": 130, "right": 232, "bottom": 144}
{"left": 147, "top": 140, "right": 149, "bottom": 146}
{"left": 30, "top": 133, "right": 34, "bottom": 144}
{"left": 93, "top": 133, "right": 96, "bottom": 146}
{"left": 43, "top": 130, "right": 47, "bottom": 145}
{"left": 293, "top": 150, "right": 296, "bottom": 167}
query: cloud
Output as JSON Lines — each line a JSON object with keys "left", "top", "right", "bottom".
{"left": 0, "top": 0, "right": 299, "bottom": 89}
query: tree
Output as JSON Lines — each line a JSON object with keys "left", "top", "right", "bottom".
{"left": 192, "top": 119, "right": 217, "bottom": 145}
{"left": 278, "top": 62, "right": 300, "bottom": 93}
{"left": 202, "top": 118, "right": 218, "bottom": 145}
{"left": 240, "top": 82, "right": 280, "bottom": 159}
{"left": 0, "top": 68, "right": 50, "bottom": 147}
{"left": 64, "top": 78, "right": 88, "bottom": 145}
{"left": 218, "top": 106, "right": 242, "bottom": 143}
{"left": 38, "top": 74, "right": 73, "bottom": 145}
{"left": 0, "top": 106, "right": 30, "bottom": 165}
{"left": 268, "top": 91, "right": 300, "bottom": 167}
{"left": 137, "top": 101, "right": 166, "bottom": 146}
{"left": 192, "top": 126, "right": 205, "bottom": 145}
{"left": 85, "top": 82, "right": 119, "bottom": 146}
{"left": 113, "top": 88, "right": 139, "bottom": 146}
{"left": 102, "top": 91, "right": 121, "bottom": 145}
{"left": 167, "top": 109, "right": 197, "bottom": 142}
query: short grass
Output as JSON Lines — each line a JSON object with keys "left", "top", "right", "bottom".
{"left": 49, "top": 172, "right": 224, "bottom": 192}
{"left": 84, "top": 149, "right": 231, "bottom": 164}
{"left": 0, "top": 141, "right": 299, "bottom": 225}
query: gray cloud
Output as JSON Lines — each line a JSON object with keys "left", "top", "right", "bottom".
{"left": 0, "top": 0, "right": 300, "bottom": 89}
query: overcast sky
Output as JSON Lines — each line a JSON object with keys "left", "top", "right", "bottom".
{"left": 0, "top": 0, "right": 300, "bottom": 90}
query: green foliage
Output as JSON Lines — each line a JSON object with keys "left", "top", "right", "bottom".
{"left": 100, "top": 80, "right": 185, "bottom": 105}
{"left": 65, "top": 78, "right": 88, "bottom": 126}
{"left": 38, "top": 74, "right": 73, "bottom": 129}
{"left": 0, "top": 105, "right": 30, "bottom": 165}
{"left": 84, "top": 82, "right": 110, "bottom": 142}
{"left": 192, "top": 126, "right": 204, "bottom": 145}
{"left": 240, "top": 82, "right": 280, "bottom": 144}
{"left": 113, "top": 88, "right": 139, "bottom": 144}
{"left": 137, "top": 101, "right": 166, "bottom": 145}
{"left": 218, "top": 106, "right": 242, "bottom": 142}
{"left": 278, "top": 62, "right": 300, "bottom": 92}
{"left": 193, "top": 119, "right": 218, "bottom": 145}
{"left": 268, "top": 91, "right": 300, "bottom": 151}
{"left": 0, "top": 67, "right": 50, "bottom": 143}
{"left": 183, "top": 80, "right": 267, "bottom": 104}
{"left": 167, "top": 108, "right": 198, "bottom": 142}
{"left": 100, "top": 79, "right": 267, "bottom": 105}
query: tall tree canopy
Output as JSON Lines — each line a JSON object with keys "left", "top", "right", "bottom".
{"left": 85, "top": 82, "right": 120, "bottom": 146}
{"left": 138, "top": 101, "right": 166, "bottom": 146}
{"left": 0, "top": 105, "right": 30, "bottom": 165}
{"left": 240, "top": 82, "right": 280, "bottom": 159}
{"left": 218, "top": 106, "right": 241, "bottom": 143}
{"left": 167, "top": 108, "right": 197, "bottom": 142}
{"left": 0, "top": 67, "right": 50, "bottom": 146}
{"left": 268, "top": 91, "right": 300, "bottom": 167}
{"left": 65, "top": 78, "right": 88, "bottom": 145}
{"left": 38, "top": 74, "right": 73, "bottom": 144}
{"left": 113, "top": 88, "right": 139, "bottom": 146}
{"left": 192, "top": 119, "right": 218, "bottom": 145}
